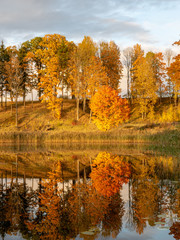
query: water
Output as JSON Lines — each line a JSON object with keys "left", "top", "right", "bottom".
{"left": 0, "top": 144, "right": 179, "bottom": 240}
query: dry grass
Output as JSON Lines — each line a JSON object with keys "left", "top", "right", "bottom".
{"left": 0, "top": 99, "right": 179, "bottom": 145}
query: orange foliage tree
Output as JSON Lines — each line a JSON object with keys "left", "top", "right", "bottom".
{"left": 90, "top": 152, "right": 131, "bottom": 197}
{"left": 90, "top": 86, "right": 130, "bottom": 131}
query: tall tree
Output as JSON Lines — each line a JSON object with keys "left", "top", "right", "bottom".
{"left": 165, "top": 48, "right": 174, "bottom": 102}
{"left": 123, "top": 47, "right": 133, "bottom": 100}
{"left": 5, "top": 47, "right": 23, "bottom": 126}
{"left": 78, "top": 36, "right": 97, "bottom": 112}
{"left": 99, "top": 41, "right": 123, "bottom": 90}
{"left": 146, "top": 51, "right": 166, "bottom": 103}
{"left": 168, "top": 40, "right": 180, "bottom": 106}
{"left": 0, "top": 41, "right": 9, "bottom": 108}
{"left": 18, "top": 40, "right": 31, "bottom": 107}
{"left": 68, "top": 36, "right": 97, "bottom": 119}
{"left": 130, "top": 44, "right": 144, "bottom": 103}
{"left": 38, "top": 34, "right": 72, "bottom": 119}
{"left": 131, "top": 54, "right": 158, "bottom": 119}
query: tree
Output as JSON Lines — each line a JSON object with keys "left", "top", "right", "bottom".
{"left": 146, "top": 52, "right": 166, "bottom": 103}
{"left": 90, "top": 152, "right": 131, "bottom": 197}
{"left": 99, "top": 41, "right": 123, "bottom": 90}
{"left": 24, "top": 52, "right": 37, "bottom": 108}
{"left": 5, "top": 47, "right": 23, "bottom": 126}
{"left": 90, "top": 86, "right": 130, "bottom": 131}
{"left": 130, "top": 44, "right": 144, "bottom": 103}
{"left": 68, "top": 36, "right": 97, "bottom": 119}
{"left": 28, "top": 37, "right": 43, "bottom": 100}
{"left": 0, "top": 41, "right": 9, "bottom": 108}
{"left": 123, "top": 47, "right": 133, "bottom": 100}
{"left": 168, "top": 40, "right": 180, "bottom": 106}
{"left": 164, "top": 48, "right": 174, "bottom": 102}
{"left": 38, "top": 34, "right": 71, "bottom": 119}
{"left": 18, "top": 40, "right": 31, "bottom": 107}
{"left": 131, "top": 54, "right": 158, "bottom": 119}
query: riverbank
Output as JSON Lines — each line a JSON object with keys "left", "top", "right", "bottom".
{"left": 0, "top": 100, "right": 179, "bottom": 145}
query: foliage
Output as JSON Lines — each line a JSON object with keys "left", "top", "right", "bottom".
{"left": 90, "top": 86, "right": 130, "bottom": 131}
{"left": 131, "top": 54, "right": 158, "bottom": 118}
{"left": 90, "top": 152, "right": 131, "bottom": 197}
{"left": 99, "top": 41, "right": 123, "bottom": 90}
{"left": 159, "top": 104, "right": 180, "bottom": 123}
{"left": 37, "top": 34, "right": 71, "bottom": 119}
{"left": 168, "top": 40, "right": 180, "bottom": 104}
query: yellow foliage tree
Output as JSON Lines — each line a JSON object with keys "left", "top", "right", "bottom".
{"left": 131, "top": 54, "right": 158, "bottom": 119}
{"left": 168, "top": 40, "right": 180, "bottom": 106}
{"left": 99, "top": 41, "right": 123, "bottom": 90}
{"left": 38, "top": 34, "right": 71, "bottom": 119}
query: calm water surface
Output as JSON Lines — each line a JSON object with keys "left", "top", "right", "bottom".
{"left": 0, "top": 144, "right": 179, "bottom": 240}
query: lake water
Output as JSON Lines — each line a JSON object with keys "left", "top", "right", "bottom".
{"left": 0, "top": 143, "right": 179, "bottom": 240}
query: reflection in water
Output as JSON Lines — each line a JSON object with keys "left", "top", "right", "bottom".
{"left": 0, "top": 151, "right": 180, "bottom": 240}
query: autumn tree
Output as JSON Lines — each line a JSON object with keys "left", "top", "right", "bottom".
{"left": 130, "top": 44, "right": 144, "bottom": 102}
{"left": 5, "top": 46, "right": 23, "bottom": 126}
{"left": 123, "top": 47, "right": 133, "bottom": 100}
{"left": 38, "top": 34, "right": 72, "bottom": 119}
{"left": 168, "top": 40, "right": 180, "bottom": 106}
{"left": 99, "top": 41, "right": 122, "bottom": 90}
{"left": 90, "top": 86, "right": 130, "bottom": 131}
{"left": 0, "top": 41, "right": 9, "bottom": 108}
{"left": 131, "top": 53, "right": 158, "bottom": 119}
{"left": 146, "top": 52, "right": 166, "bottom": 103}
{"left": 27, "top": 37, "right": 43, "bottom": 100}
{"left": 18, "top": 40, "right": 31, "bottom": 107}
{"left": 164, "top": 48, "right": 174, "bottom": 102}
{"left": 68, "top": 36, "right": 97, "bottom": 119}
{"left": 24, "top": 52, "right": 37, "bottom": 107}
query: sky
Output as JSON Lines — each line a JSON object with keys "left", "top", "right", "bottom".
{"left": 0, "top": 0, "right": 179, "bottom": 52}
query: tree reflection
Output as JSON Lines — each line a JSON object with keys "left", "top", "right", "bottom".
{"left": 90, "top": 152, "right": 131, "bottom": 197}
{"left": 0, "top": 152, "right": 180, "bottom": 240}
{"left": 128, "top": 156, "right": 180, "bottom": 236}
{"left": 169, "top": 222, "right": 180, "bottom": 240}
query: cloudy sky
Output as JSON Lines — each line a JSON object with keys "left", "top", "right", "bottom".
{"left": 0, "top": 0, "right": 179, "bottom": 51}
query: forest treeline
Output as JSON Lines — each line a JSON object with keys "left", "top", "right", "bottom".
{"left": 0, "top": 34, "right": 179, "bottom": 128}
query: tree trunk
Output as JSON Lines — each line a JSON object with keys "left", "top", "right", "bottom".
{"left": 15, "top": 93, "right": 18, "bottom": 127}
{"left": 23, "top": 88, "right": 26, "bottom": 108}
{"left": 0, "top": 87, "right": 3, "bottom": 108}
{"left": 10, "top": 93, "right": 13, "bottom": 115}
{"left": 77, "top": 160, "right": 80, "bottom": 184}
{"left": 83, "top": 96, "right": 86, "bottom": 112}
{"left": 5, "top": 89, "right": 7, "bottom": 110}
{"left": 127, "top": 67, "right": 130, "bottom": 100}
{"left": 31, "top": 88, "right": 33, "bottom": 109}
{"left": 89, "top": 109, "right": 92, "bottom": 123}
{"left": 76, "top": 97, "right": 79, "bottom": 121}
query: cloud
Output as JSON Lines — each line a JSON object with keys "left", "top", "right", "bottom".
{"left": 0, "top": 0, "right": 179, "bottom": 46}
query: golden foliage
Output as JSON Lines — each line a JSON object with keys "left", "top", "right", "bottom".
{"left": 131, "top": 54, "right": 158, "bottom": 118}
{"left": 168, "top": 40, "right": 180, "bottom": 102}
{"left": 100, "top": 41, "right": 123, "bottom": 90}
{"left": 38, "top": 34, "right": 68, "bottom": 119}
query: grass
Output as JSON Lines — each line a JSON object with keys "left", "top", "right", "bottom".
{"left": 0, "top": 99, "right": 179, "bottom": 145}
